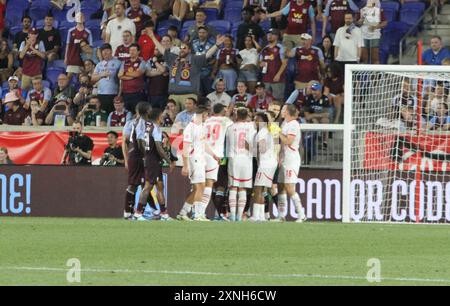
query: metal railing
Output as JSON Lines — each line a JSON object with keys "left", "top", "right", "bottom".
{"left": 399, "top": 3, "right": 439, "bottom": 64}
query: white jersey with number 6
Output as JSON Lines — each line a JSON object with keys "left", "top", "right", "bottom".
{"left": 226, "top": 122, "right": 256, "bottom": 188}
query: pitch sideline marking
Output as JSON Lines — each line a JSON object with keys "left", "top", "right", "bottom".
{"left": 1, "top": 266, "right": 450, "bottom": 284}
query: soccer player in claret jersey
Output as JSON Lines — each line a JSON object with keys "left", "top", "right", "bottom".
{"left": 276, "top": 104, "right": 307, "bottom": 223}
{"left": 226, "top": 108, "right": 257, "bottom": 221}
{"left": 122, "top": 102, "right": 150, "bottom": 220}
{"left": 178, "top": 106, "right": 220, "bottom": 221}
{"left": 134, "top": 108, "right": 176, "bottom": 221}
{"left": 204, "top": 104, "right": 233, "bottom": 221}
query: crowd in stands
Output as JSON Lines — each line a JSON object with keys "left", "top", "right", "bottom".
{"left": 0, "top": 0, "right": 448, "bottom": 130}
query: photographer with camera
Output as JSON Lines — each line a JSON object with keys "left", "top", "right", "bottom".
{"left": 77, "top": 95, "right": 108, "bottom": 127}
{"left": 45, "top": 96, "right": 74, "bottom": 126}
{"left": 61, "top": 121, "right": 94, "bottom": 166}
{"left": 100, "top": 131, "right": 125, "bottom": 167}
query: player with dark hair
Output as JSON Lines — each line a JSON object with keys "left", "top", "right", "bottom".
{"left": 134, "top": 108, "right": 176, "bottom": 221}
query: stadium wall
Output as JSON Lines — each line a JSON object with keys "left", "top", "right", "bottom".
{"left": 0, "top": 167, "right": 343, "bottom": 220}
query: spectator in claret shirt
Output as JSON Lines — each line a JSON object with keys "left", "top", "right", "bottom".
{"left": 26, "top": 77, "right": 52, "bottom": 113}
{"left": 65, "top": 12, "right": 93, "bottom": 80}
{"left": 19, "top": 28, "right": 46, "bottom": 91}
{"left": 248, "top": 82, "right": 275, "bottom": 112}
{"left": 3, "top": 92, "right": 28, "bottom": 126}
{"left": 126, "top": 0, "right": 152, "bottom": 39}
{"left": 107, "top": 96, "right": 132, "bottom": 127}
{"left": 322, "top": 0, "right": 359, "bottom": 38}
{"left": 114, "top": 30, "right": 134, "bottom": 62}
{"left": 118, "top": 43, "right": 147, "bottom": 113}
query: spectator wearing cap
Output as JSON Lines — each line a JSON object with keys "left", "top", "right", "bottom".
{"left": 3, "top": 92, "right": 28, "bottom": 125}
{"left": 1, "top": 76, "right": 26, "bottom": 105}
{"left": 207, "top": 79, "right": 232, "bottom": 110}
{"left": 334, "top": 12, "right": 363, "bottom": 71}
{"left": 213, "top": 35, "right": 239, "bottom": 94}
{"left": 263, "top": 0, "right": 316, "bottom": 51}
{"left": 192, "top": 26, "right": 216, "bottom": 96}
{"left": 238, "top": 35, "right": 261, "bottom": 95}
{"left": 26, "top": 98, "right": 46, "bottom": 126}
{"left": 304, "top": 81, "right": 332, "bottom": 124}
{"left": 26, "top": 77, "right": 52, "bottom": 113}
{"left": 80, "top": 39, "right": 100, "bottom": 64}
{"left": 106, "top": 2, "right": 136, "bottom": 54}
{"left": 52, "top": 73, "right": 76, "bottom": 105}
{"left": 0, "top": 39, "right": 13, "bottom": 83}
{"left": 19, "top": 28, "right": 46, "bottom": 91}
{"left": 357, "top": 0, "right": 387, "bottom": 64}
{"left": 146, "top": 49, "right": 170, "bottom": 109}
{"left": 149, "top": 29, "right": 225, "bottom": 111}
{"left": 92, "top": 43, "right": 122, "bottom": 115}
{"left": 323, "top": 0, "right": 359, "bottom": 38}
{"left": 138, "top": 20, "right": 159, "bottom": 61}
{"left": 38, "top": 12, "right": 61, "bottom": 63}
{"left": 114, "top": 30, "right": 134, "bottom": 62}
{"left": 45, "top": 95, "right": 75, "bottom": 126}
{"left": 422, "top": 36, "right": 450, "bottom": 66}
{"left": 126, "top": 0, "right": 152, "bottom": 39}
{"left": 13, "top": 16, "right": 32, "bottom": 52}
{"left": 187, "top": 9, "right": 218, "bottom": 42}
{"left": 77, "top": 95, "right": 108, "bottom": 127}
{"left": 107, "top": 96, "right": 132, "bottom": 127}
{"left": 287, "top": 33, "right": 322, "bottom": 90}
{"left": 260, "top": 28, "right": 287, "bottom": 101}
{"left": 236, "top": 7, "right": 265, "bottom": 51}
{"left": 65, "top": 12, "right": 93, "bottom": 80}
{"left": 248, "top": 82, "right": 275, "bottom": 112}
{"left": 118, "top": 44, "right": 147, "bottom": 113}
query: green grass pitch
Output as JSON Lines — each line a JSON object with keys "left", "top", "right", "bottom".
{"left": 0, "top": 217, "right": 449, "bottom": 286}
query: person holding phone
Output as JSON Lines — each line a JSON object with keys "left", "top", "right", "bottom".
{"left": 77, "top": 96, "right": 108, "bottom": 127}
{"left": 45, "top": 96, "right": 74, "bottom": 126}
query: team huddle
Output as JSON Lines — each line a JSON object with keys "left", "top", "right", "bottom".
{"left": 123, "top": 102, "right": 306, "bottom": 223}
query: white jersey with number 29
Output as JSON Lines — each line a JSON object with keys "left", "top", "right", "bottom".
{"left": 205, "top": 116, "right": 233, "bottom": 158}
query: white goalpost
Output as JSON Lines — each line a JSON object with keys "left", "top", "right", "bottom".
{"left": 343, "top": 64, "right": 450, "bottom": 224}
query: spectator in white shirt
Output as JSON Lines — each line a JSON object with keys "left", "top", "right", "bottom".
{"left": 333, "top": 12, "right": 363, "bottom": 74}
{"left": 105, "top": 2, "right": 136, "bottom": 54}
{"left": 237, "top": 35, "right": 261, "bottom": 94}
{"left": 207, "top": 78, "right": 232, "bottom": 111}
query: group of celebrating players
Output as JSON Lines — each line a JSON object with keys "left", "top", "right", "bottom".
{"left": 122, "top": 101, "right": 307, "bottom": 223}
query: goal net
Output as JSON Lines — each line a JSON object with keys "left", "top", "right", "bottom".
{"left": 343, "top": 65, "right": 450, "bottom": 224}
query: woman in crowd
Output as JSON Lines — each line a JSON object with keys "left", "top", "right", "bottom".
{"left": 320, "top": 35, "right": 335, "bottom": 69}
{"left": 238, "top": 35, "right": 261, "bottom": 94}
{"left": 0, "top": 39, "right": 14, "bottom": 83}
{"left": 0, "top": 147, "right": 14, "bottom": 165}
{"left": 324, "top": 62, "right": 344, "bottom": 124}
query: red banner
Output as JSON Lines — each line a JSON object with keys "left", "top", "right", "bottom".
{"left": 365, "top": 132, "right": 450, "bottom": 171}
{"left": 0, "top": 132, "right": 123, "bottom": 165}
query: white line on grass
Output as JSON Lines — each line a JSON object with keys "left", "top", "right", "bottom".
{"left": 1, "top": 266, "right": 450, "bottom": 284}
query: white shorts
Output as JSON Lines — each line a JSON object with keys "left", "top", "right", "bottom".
{"left": 189, "top": 157, "right": 206, "bottom": 184}
{"left": 205, "top": 154, "right": 219, "bottom": 181}
{"left": 66, "top": 65, "right": 81, "bottom": 74}
{"left": 254, "top": 163, "right": 278, "bottom": 188}
{"left": 278, "top": 161, "right": 300, "bottom": 184}
{"left": 228, "top": 158, "right": 253, "bottom": 189}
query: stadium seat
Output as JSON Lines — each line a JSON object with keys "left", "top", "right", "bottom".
{"left": 51, "top": 7, "right": 71, "bottom": 23}
{"left": 158, "top": 19, "right": 182, "bottom": 31}
{"left": 259, "top": 20, "right": 271, "bottom": 33}
{"left": 383, "top": 9, "right": 398, "bottom": 23}
{"left": 400, "top": 9, "right": 423, "bottom": 27}
{"left": 224, "top": 10, "right": 242, "bottom": 23}
{"left": 93, "top": 40, "right": 104, "bottom": 49}
{"left": 180, "top": 21, "right": 196, "bottom": 40}
{"left": 208, "top": 20, "right": 232, "bottom": 35}
{"left": 9, "top": 26, "right": 24, "bottom": 37}
{"left": 381, "top": 1, "right": 401, "bottom": 12}
{"left": 48, "top": 60, "right": 66, "bottom": 70}
{"left": 29, "top": 1, "right": 52, "bottom": 21}
{"left": 5, "top": 6, "right": 27, "bottom": 27}
{"left": 382, "top": 21, "right": 410, "bottom": 56}
{"left": 203, "top": 8, "right": 220, "bottom": 21}
{"left": 401, "top": 2, "right": 426, "bottom": 12}
{"left": 85, "top": 19, "right": 102, "bottom": 41}
{"left": 42, "top": 80, "right": 51, "bottom": 90}
{"left": 46, "top": 67, "right": 66, "bottom": 89}
{"left": 225, "top": 1, "right": 244, "bottom": 9}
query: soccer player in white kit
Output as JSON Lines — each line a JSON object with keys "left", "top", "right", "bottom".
{"left": 277, "top": 104, "right": 306, "bottom": 222}
{"left": 252, "top": 112, "right": 278, "bottom": 222}
{"left": 203, "top": 104, "right": 233, "bottom": 220}
{"left": 179, "top": 106, "right": 220, "bottom": 221}
{"left": 226, "top": 108, "right": 257, "bottom": 221}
